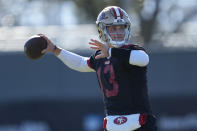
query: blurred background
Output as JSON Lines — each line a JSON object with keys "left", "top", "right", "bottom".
{"left": 0, "top": 0, "right": 197, "bottom": 131}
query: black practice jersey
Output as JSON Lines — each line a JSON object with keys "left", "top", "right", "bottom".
{"left": 88, "top": 44, "right": 151, "bottom": 115}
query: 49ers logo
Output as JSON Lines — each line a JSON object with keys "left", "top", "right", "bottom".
{"left": 114, "top": 116, "right": 127, "bottom": 125}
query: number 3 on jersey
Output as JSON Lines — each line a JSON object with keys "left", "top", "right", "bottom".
{"left": 97, "top": 64, "right": 119, "bottom": 97}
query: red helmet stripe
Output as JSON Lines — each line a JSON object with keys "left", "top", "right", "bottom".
{"left": 111, "top": 7, "right": 117, "bottom": 19}
{"left": 118, "top": 8, "right": 123, "bottom": 19}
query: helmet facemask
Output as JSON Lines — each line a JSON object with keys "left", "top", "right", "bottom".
{"left": 98, "top": 23, "right": 131, "bottom": 48}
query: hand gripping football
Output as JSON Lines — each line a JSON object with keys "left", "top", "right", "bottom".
{"left": 24, "top": 35, "right": 47, "bottom": 60}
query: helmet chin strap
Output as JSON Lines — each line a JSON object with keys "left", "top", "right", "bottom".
{"left": 110, "top": 40, "right": 125, "bottom": 48}
{"left": 105, "top": 31, "right": 126, "bottom": 48}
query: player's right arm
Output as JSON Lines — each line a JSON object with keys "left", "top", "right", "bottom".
{"left": 40, "top": 34, "right": 95, "bottom": 72}
{"left": 55, "top": 48, "right": 95, "bottom": 72}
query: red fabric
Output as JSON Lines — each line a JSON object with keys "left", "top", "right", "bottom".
{"left": 120, "top": 44, "right": 132, "bottom": 49}
{"left": 118, "top": 8, "right": 123, "bottom": 19}
{"left": 103, "top": 64, "right": 119, "bottom": 97}
{"left": 139, "top": 113, "right": 147, "bottom": 125}
{"left": 87, "top": 59, "right": 93, "bottom": 69}
{"left": 111, "top": 8, "right": 117, "bottom": 19}
{"left": 103, "top": 118, "right": 107, "bottom": 129}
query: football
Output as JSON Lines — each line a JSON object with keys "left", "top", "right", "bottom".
{"left": 24, "top": 35, "right": 47, "bottom": 60}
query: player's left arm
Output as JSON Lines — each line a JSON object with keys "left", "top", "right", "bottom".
{"left": 109, "top": 47, "right": 149, "bottom": 67}
{"left": 89, "top": 39, "right": 149, "bottom": 67}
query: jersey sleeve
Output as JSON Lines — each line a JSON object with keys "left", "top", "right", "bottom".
{"left": 110, "top": 44, "right": 149, "bottom": 67}
{"left": 57, "top": 49, "right": 95, "bottom": 72}
{"left": 87, "top": 51, "right": 100, "bottom": 71}
{"left": 87, "top": 55, "right": 96, "bottom": 70}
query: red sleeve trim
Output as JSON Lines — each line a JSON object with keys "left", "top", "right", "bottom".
{"left": 139, "top": 113, "right": 147, "bottom": 125}
{"left": 87, "top": 59, "right": 94, "bottom": 69}
{"left": 103, "top": 117, "right": 107, "bottom": 129}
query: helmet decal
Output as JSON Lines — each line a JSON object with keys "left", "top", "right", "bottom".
{"left": 118, "top": 8, "right": 123, "bottom": 19}
{"left": 111, "top": 8, "right": 118, "bottom": 19}
{"left": 111, "top": 7, "right": 124, "bottom": 20}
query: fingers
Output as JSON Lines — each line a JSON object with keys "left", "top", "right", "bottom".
{"left": 37, "top": 34, "right": 52, "bottom": 45}
{"left": 37, "top": 34, "right": 48, "bottom": 42}
{"left": 89, "top": 42, "right": 99, "bottom": 46}
{"left": 37, "top": 34, "right": 49, "bottom": 54}
{"left": 90, "top": 46, "right": 100, "bottom": 50}
{"left": 89, "top": 39, "right": 103, "bottom": 50}
{"left": 90, "top": 39, "right": 99, "bottom": 43}
{"left": 37, "top": 34, "right": 56, "bottom": 53}
{"left": 95, "top": 54, "right": 105, "bottom": 59}
{"left": 89, "top": 39, "right": 102, "bottom": 45}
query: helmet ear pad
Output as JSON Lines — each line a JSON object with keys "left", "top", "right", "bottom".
{"left": 97, "top": 25, "right": 102, "bottom": 39}
{"left": 97, "top": 23, "right": 109, "bottom": 43}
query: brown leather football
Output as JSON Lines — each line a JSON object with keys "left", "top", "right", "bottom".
{"left": 24, "top": 35, "right": 47, "bottom": 60}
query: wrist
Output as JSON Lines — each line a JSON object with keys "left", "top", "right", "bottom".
{"left": 53, "top": 45, "right": 57, "bottom": 53}
{"left": 53, "top": 45, "right": 61, "bottom": 56}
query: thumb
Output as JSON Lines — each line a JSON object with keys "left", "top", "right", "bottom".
{"left": 95, "top": 54, "right": 105, "bottom": 59}
{"left": 41, "top": 48, "right": 47, "bottom": 54}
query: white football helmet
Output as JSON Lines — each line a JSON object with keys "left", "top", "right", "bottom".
{"left": 96, "top": 6, "right": 131, "bottom": 48}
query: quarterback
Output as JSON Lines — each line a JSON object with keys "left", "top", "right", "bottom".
{"left": 41, "top": 6, "right": 157, "bottom": 131}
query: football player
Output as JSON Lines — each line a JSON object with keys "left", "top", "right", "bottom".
{"left": 41, "top": 6, "right": 157, "bottom": 131}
